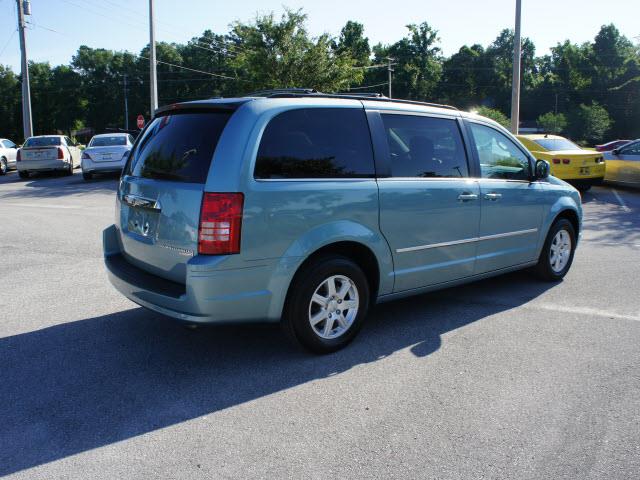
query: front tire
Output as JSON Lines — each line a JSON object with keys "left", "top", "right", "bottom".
{"left": 0, "top": 157, "right": 7, "bottom": 175}
{"left": 282, "top": 255, "right": 370, "bottom": 354}
{"left": 534, "top": 218, "right": 576, "bottom": 281}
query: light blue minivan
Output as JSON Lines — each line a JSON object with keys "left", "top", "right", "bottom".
{"left": 104, "top": 91, "right": 582, "bottom": 353}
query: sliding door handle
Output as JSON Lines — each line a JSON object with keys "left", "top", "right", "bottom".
{"left": 484, "top": 192, "right": 502, "bottom": 201}
{"left": 457, "top": 193, "right": 478, "bottom": 202}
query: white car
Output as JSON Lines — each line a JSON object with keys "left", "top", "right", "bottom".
{"left": 0, "top": 138, "right": 19, "bottom": 175}
{"left": 81, "top": 133, "right": 134, "bottom": 180}
{"left": 17, "top": 135, "right": 81, "bottom": 179}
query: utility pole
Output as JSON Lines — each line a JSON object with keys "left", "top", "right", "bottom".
{"left": 387, "top": 57, "right": 395, "bottom": 99}
{"left": 510, "top": 0, "right": 522, "bottom": 134}
{"left": 16, "top": 0, "right": 33, "bottom": 139}
{"left": 148, "top": 0, "right": 158, "bottom": 116}
{"left": 123, "top": 74, "right": 129, "bottom": 130}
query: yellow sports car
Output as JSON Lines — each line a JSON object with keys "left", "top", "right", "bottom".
{"left": 516, "top": 134, "right": 605, "bottom": 191}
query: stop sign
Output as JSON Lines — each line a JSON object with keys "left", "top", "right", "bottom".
{"left": 136, "top": 115, "right": 144, "bottom": 129}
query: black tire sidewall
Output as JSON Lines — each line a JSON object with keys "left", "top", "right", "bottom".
{"left": 0, "top": 158, "right": 6, "bottom": 175}
{"left": 539, "top": 219, "right": 576, "bottom": 280}
{"left": 285, "top": 256, "right": 370, "bottom": 354}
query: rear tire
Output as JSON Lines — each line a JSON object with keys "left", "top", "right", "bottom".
{"left": 281, "top": 255, "right": 370, "bottom": 354}
{"left": 0, "top": 158, "right": 7, "bottom": 175}
{"left": 65, "top": 161, "right": 73, "bottom": 176}
{"left": 533, "top": 218, "right": 576, "bottom": 281}
{"left": 18, "top": 170, "right": 29, "bottom": 179}
{"left": 82, "top": 171, "right": 92, "bottom": 181}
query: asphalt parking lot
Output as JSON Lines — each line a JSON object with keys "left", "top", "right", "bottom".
{"left": 1, "top": 170, "right": 639, "bottom": 479}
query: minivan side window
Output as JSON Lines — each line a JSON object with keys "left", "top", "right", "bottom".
{"left": 469, "top": 123, "right": 531, "bottom": 180}
{"left": 380, "top": 114, "right": 469, "bottom": 178}
{"left": 254, "top": 108, "right": 375, "bottom": 179}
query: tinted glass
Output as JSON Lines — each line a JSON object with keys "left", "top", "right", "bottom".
{"left": 6, "top": 140, "right": 15, "bottom": 148}
{"left": 255, "top": 108, "right": 374, "bottom": 179}
{"left": 533, "top": 138, "right": 580, "bottom": 151}
{"left": 620, "top": 141, "right": 640, "bottom": 156}
{"left": 470, "top": 123, "right": 531, "bottom": 180}
{"left": 91, "top": 136, "right": 128, "bottom": 147}
{"left": 24, "top": 137, "right": 61, "bottom": 147}
{"left": 381, "top": 114, "right": 468, "bottom": 178}
{"left": 128, "top": 112, "right": 231, "bottom": 183}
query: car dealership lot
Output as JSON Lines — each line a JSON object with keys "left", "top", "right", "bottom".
{"left": 1, "top": 171, "right": 639, "bottom": 479}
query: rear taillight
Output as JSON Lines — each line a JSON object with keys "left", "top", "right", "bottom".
{"left": 82, "top": 151, "right": 92, "bottom": 160}
{"left": 121, "top": 150, "right": 131, "bottom": 160}
{"left": 552, "top": 158, "right": 561, "bottom": 164}
{"left": 595, "top": 156, "right": 604, "bottom": 164}
{"left": 57, "top": 147, "right": 64, "bottom": 159}
{"left": 562, "top": 158, "right": 571, "bottom": 164}
{"left": 198, "top": 193, "right": 244, "bottom": 255}
{"left": 16, "top": 149, "right": 21, "bottom": 161}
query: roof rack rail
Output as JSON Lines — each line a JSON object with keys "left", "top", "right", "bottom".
{"left": 247, "top": 88, "right": 458, "bottom": 111}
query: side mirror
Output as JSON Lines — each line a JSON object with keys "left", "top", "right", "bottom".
{"left": 535, "top": 159, "right": 550, "bottom": 180}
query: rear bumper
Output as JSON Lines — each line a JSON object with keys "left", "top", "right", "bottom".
{"left": 82, "top": 158, "right": 125, "bottom": 173}
{"left": 103, "top": 224, "right": 280, "bottom": 324}
{"left": 17, "top": 159, "right": 69, "bottom": 172}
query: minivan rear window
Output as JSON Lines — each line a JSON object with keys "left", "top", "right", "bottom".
{"left": 254, "top": 108, "right": 375, "bottom": 179}
{"left": 128, "top": 111, "right": 231, "bottom": 183}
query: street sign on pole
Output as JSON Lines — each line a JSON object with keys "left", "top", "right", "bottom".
{"left": 137, "top": 115, "right": 144, "bottom": 129}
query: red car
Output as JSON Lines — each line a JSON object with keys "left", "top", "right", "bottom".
{"left": 595, "top": 139, "right": 631, "bottom": 152}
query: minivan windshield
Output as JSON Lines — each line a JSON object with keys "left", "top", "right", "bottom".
{"left": 127, "top": 112, "right": 231, "bottom": 183}
{"left": 90, "top": 136, "right": 127, "bottom": 147}
{"left": 533, "top": 138, "right": 580, "bottom": 151}
{"left": 24, "top": 137, "right": 61, "bottom": 147}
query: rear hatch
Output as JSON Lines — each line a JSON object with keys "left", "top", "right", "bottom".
{"left": 117, "top": 109, "right": 233, "bottom": 283}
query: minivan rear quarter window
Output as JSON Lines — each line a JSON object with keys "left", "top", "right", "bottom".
{"left": 128, "top": 111, "right": 231, "bottom": 183}
{"left": 254, "top": 108, "right": 375, "bottom": 179}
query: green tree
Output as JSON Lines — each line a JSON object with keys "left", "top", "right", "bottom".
{"left": 228, "top": 9, "right": 362, "bottom": 93}
{"left": 335, "top": 21, "right": 370, "bottom": 66}
{"left": 537, "top": 112, "right": 567, "bottom": 134}
{"left": 0, "top": 66, "right": 21, "bottom": 142}
{"left": 476, "top": 106, "right": 510, "bottom": 128}
{"left": 568, "top": 102, "right": 612, "bottom": 144}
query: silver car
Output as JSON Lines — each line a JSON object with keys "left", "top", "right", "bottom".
{"left": 17, "top": 135, "right": 81, "bottom": 179}
{"left": 0, "top": 138, "right": 18, "bottom": 175}
{"left": 81, "top": 133, "right": 134, "bottom": 180}
{"left": 603, "top": 139, "right": 640, "bottom": 188}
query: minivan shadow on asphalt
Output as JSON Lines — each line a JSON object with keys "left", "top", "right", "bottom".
{"left": 0, "top": 171, "right": 119, "bottom": 199}
{"left": 0, "top": 271, "right": 554, "bottom": 476}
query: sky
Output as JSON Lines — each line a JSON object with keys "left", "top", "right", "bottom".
{"left": 0, "top": 0, "right": 638, "bottom": 72}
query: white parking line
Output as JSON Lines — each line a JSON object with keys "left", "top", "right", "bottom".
{"left": 530, "top": 303, "right": 640, "bottom": 322}
{"left": 612, "top": 189, "right": 632, "bottom": 212}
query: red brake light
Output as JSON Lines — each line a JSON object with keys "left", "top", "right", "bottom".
{"left": 57, "top": 147, "right": 64, "bottom": 159}
{"left": 562, "top": 158, "right": 571, "bottom": 164}
{"left": 552, "top": 158, "right": 561, "bottom": 164}
{"left": 16, "top": 149, "right": 21, "bottom": 161}
{"left": 198, "top": 193, "right": 244, "bottom": 255}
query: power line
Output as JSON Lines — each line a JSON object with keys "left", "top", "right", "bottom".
{"left": 0, "top": 29, "right": 16, "bottom": 57}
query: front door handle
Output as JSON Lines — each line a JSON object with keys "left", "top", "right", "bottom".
{"left": 484, "top": 192, "right": 502, "bottom": 201}
{"left": 458, "top": 192, "right": 479, "bottom": 202}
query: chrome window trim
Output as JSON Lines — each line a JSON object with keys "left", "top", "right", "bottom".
{"left": 396, "top": 228, "right": 538, "bottom": 253}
